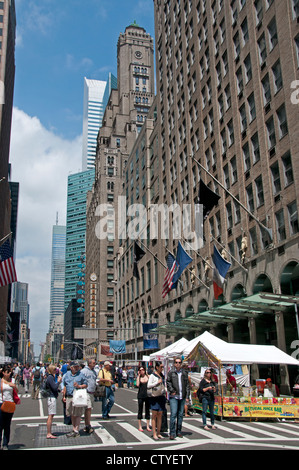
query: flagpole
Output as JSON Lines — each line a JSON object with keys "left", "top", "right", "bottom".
{"left": 138, "top": 239, "right": 168, "bottom": 270}
{"left": 211, "top": 235, "right": 248, "bottom": 273}
{"left": 165, "top": 246, "right": 196, "bottom": 289}
{"left": 190, "top": 155, "right": 273, "bottom": 242}
{"left": 182, "top": 237, "right": 214, "bottom": 270}
{"left": 180, "top": 239, "right": 210, "bottom": 290}
{"left": 0, "top": 232, "right": 12, "bottom": 247}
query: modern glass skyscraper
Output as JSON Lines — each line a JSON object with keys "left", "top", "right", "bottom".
{"left": 49, "top": 224, "right": 66, "bottom": 334}
{"left": 64, "top": 168, "right": 95, "bottom": 313}
{"left": 82, "top": 78, "right": 106, "bottom": 171}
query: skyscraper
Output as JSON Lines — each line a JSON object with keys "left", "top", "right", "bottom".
{"left": 0, "top": 0, "right": 16, "bottom": 346}
{"left": 64, "top": 169, "right": 95, "bottom": 313}
{"left": 49, "top": 224, "right": 66, "bottom": 334}
{"left": 82, "top": 78, "right": 107, "bottom": 171}
{"left": 85, "top": 22, "right": 155, "bottom": 352}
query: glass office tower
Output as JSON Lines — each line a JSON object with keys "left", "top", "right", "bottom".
{"left": 82, "top": 78, "right": 106, "bottom": 171}
{"left": 64, "top": 169, "right": 95, "bottom": 314}
{"left": 49, "top": 224, "right": 66, "bottom": 334}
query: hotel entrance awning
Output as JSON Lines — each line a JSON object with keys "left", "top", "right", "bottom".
{"left": 151, "top": 292, "right": 299, "bottom": 335}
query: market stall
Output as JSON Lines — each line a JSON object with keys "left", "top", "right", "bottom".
{"left": 185, "top": 331, "right": 299, "bottom": 419}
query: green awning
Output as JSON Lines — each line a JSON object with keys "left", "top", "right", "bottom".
{"left": 151, "top": 292, "right": 299, "bottom": 335}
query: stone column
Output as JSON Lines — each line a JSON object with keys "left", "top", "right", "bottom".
{"left": 275, "top": 312, "right": 291, "bottom": 395}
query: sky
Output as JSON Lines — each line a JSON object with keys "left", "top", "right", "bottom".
{"left": 9, "top": 0, "right": 155, "bottom": 356}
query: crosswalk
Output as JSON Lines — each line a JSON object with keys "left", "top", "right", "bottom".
{"left": 12, "top": 392, "right": 299, "bottom": 450}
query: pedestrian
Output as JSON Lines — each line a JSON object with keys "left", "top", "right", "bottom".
{"left": 13, "top": 363, "right": 21, "bottom": 386}
{"left": 98, "top": 361, "right": 115, "bottom": 419}
{"left": 122, "top": 367, "right": 127, "bottom": 387}
{"left": 127, "top": 366, "right": 135, "bottom": 388}
{"left": 31, "top": 362, "right": 42, "bottom": 399}
{"left": 166, "top": 357, "right": 190, "bottom": 439}
{"left": 81, "top": 358, "right": 97, "bottom": 434}
{"left": 116, "top": 365, "right": 123, "bottom": 388}
{"left": 23, "top": 363, "right": 31, "bottom": 394}
{"left": 182, "top": 363, "right": 192, "bottom": 417}
{"left": 62, "top": 362, "right": 88, "bottom": 437}
{"left": 0, "top": 365, "right": 19, "bottom": 450}
{"left": 147, "top": 362, "right": 166, "bottom": 440}
{"left": 136, "top": 366, "right": 151, "bottom": 432}
{"left": 45, "top": 364, "right": 62, "bottom": 439}
{"left": 198, "top": 369, "right": 217, "bottom": 430}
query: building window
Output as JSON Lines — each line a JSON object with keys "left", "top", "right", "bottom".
{"left": 270, "top": 162, "right": 281, "bottom": 194}
{"left": 267, "top": 17, "right": 278, "bottom": 50}
{"left": 266, "top": 116, "right": 276, "bottom": 149}
{"left": 255, "top": 175, "right": 264, "bottom": 207}
{"left": 276, "top": 104, "right": 288, "bottom": 138}
{"left": 282, "top": 152, "right": 294, "bottom": 186}
{"left": 288, "top": 201, "right": 299, "bottom": 235}
{"left": 275, "top": 209, "right": 286, "bottom": 241}
{"left": 272, "top": 60, "right": 283, "bottom": 92}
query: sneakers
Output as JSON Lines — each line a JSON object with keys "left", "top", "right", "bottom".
{"left": 83, "top": 425, "right": 94, "bottom": 434}
{"left": 66, "top": 431, "right": 80, "bottom": 438}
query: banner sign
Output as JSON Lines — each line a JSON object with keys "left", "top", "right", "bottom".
{"left": 143, "top": 323, "right": 158, "bottom": 350}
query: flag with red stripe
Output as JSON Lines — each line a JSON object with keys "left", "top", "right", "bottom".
{"left": 0, "top": 240, "right": 17, "bottom": 287}
{"left": 162, "top": 253, "right": 177, "bottom": 298}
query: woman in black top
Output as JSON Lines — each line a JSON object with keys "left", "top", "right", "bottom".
{"left": 46, "top": 364, "right": 62, "bottom": 439}
{"left": 199, "top": 369, "right": 217, "bottom": 430}
{"left": 136, "top": 366, "right": 151, "bottom": 432}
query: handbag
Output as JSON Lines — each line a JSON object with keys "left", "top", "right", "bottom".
{"left": 94, "top": 370, "right": 107, "bottom": 398}
{"left": 147, "top": 374, "right": 166, "bottom": 397}
{"left": 72, "top": 388, "right": 88, "bottom": 407}
{"left": 13, "top": 389, "right": 21, "bottom": 405}
{"left": 1, "top": 380, "right": 16, "bottom": 413}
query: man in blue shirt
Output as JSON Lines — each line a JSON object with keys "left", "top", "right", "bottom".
{"left": 81, "top": 359, "right": 97, "bottom": 434}
{"left": 62, "top": 362, "right": 87, "bottom": 437}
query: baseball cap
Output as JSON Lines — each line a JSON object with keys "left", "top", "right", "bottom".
{"left": 104, "top": 361, "right": 112, "bottom": 366}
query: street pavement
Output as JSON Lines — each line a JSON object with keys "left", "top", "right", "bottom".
{"left": 7, "top": 384, "right": 299, "bottom": 454}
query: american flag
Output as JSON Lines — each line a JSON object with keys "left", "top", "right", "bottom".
{"left": 0, "top": 240, "right": 17, "bottom": 287}
{"left": 162, "top": 253, "right": 177, "bottom": 298}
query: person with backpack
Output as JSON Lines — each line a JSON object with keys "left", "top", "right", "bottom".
{"left": 31, "top": 362, "right": 42, "bottom": 399}
{"left": 45, "top": 364, "right": 62, "bottom": 439}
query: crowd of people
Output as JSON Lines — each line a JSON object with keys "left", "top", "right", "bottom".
{"left": 0, "top": 357, "right": 225, "bottom": 449}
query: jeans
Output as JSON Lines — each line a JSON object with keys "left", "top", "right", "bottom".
{"left": 0, "top": 408, "right": 13, "bottom": 447}
{"left": 169, "top": 397, "right": 186, "bottom": 436}
{"left": 127, "top": 377, "right": 134, "bottom": 388}
{"left": 202, "top": 397, "right": 215, "bottom": 426}
{"left": 102, "top": 386, "right": 115, "bottom": 418}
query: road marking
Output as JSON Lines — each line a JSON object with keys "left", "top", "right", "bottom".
{"left": 118, "top": 422, "right": 154, "bottom": 443}
{"left": 93, "top": 422, "right": 117, "bottom": 445}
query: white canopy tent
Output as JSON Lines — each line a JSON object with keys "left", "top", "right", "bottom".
{"left": 185, "top": 331, "right": 299, "bottom": 366}
{"left": 149, "top": 337, "right": 190, "bottom": 361}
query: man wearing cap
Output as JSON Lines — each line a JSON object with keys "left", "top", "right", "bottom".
{"left": 62, "top": 362, "right": 88, "bottom": 437}
{"left": 98, "top": 361, "right": 115, "bottom": 419}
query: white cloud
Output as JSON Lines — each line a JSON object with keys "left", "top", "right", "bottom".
{"left": 9, "top": 108, "right": 82, "bottom": 353}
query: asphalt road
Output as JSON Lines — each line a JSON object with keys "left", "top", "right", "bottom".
{"left": 6, "top": 383, "right": 299, "bottom": 458}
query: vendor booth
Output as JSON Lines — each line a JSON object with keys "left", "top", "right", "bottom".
{"left": 185, "top": 331, "right": 299, "bottom": 419}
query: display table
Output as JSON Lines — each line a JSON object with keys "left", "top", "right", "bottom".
{"left": 192, "top": 391, "right": 299, "bottom": 419}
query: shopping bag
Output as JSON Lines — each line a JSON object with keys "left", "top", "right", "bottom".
{"left": 72, "top": 388, "right": 87, "bottom": 407}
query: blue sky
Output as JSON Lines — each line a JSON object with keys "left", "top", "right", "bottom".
{"left": 14, "top": 0, "right": 155, "bottom": 139}
{"left": 9, "top": 0, "right": 155, "bottom": 355}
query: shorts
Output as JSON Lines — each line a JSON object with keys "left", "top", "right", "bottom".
{"left": 86, "top": 392, "right": 94, "bottom": 409}
{"left": 47, "top": 397, "right": 57, "bottom": 415}
{"left": 65, "top": 397, "right": 86, "bottom": 417}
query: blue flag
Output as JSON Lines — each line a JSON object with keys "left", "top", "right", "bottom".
{"left": 143, "top": 323, "right": 158, "bottom": 350}
{"left": 109, "top": 340, "right": 126, "bottom": 354}
{"left": 171, "top": 242, "right": 193, "bottom": 289}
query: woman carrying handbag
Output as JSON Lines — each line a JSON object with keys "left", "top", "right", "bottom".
{"left": 0, "top": 365, "right": 19, "bottom": 450}
{"left": 147, "top": 362, "right": 166, "bottom": 440}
